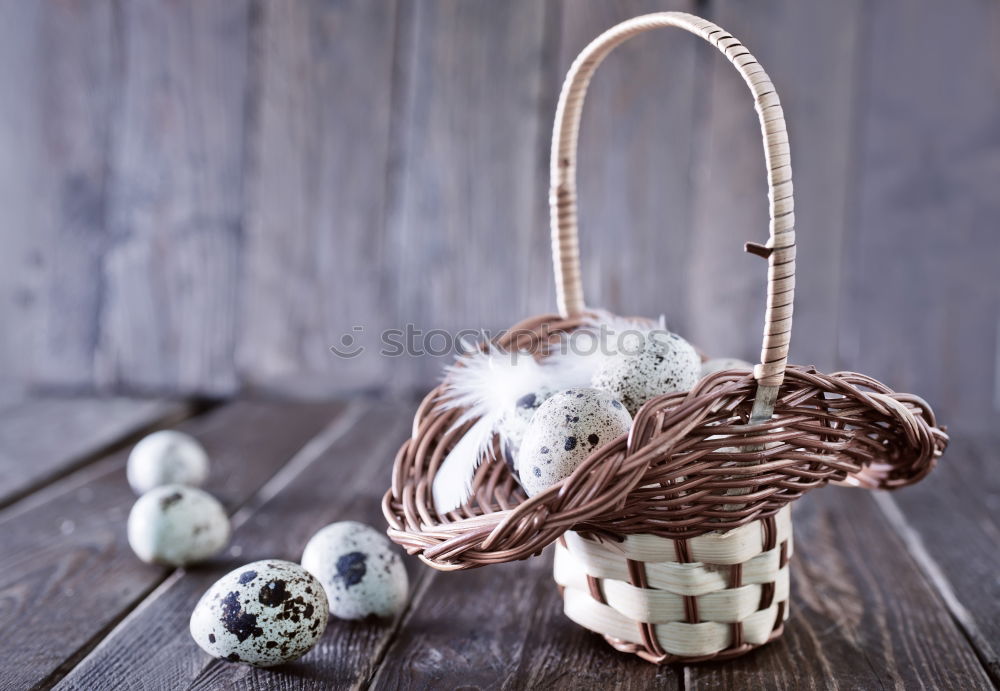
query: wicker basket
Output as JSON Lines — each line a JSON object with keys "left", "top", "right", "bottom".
{"left": 383, "top": 12, "right": 947, "bottom": 663}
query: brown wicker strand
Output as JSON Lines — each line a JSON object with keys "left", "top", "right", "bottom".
{"left": 384, "top": 320, "right": 947, "bottom": 570}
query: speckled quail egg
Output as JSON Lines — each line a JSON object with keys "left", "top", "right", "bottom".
{"left": 518, "top": 388, "right": 633, "bottom": 496}
{"left": 190, "top": 560, "right": 329, "bottom": 666}
{"left": 127, "top": 485, "right": 230, "bottom": 566}
{"left": 700, "top": 357, "right": 753, "bottom": 378}
{"left": 591, "top": 330, "right": 700, "bottom": 414}
{"left": 496, "top": 385, "right": 558, "bottom": 477}
{"left": 301, "top": 521, "right": 409, "bottom": 620}
{"left": 127, "top": 430, "right": 209, "bottom": 495}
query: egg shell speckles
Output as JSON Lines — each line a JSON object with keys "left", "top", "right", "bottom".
{"left": 591, "top": 331, "right": 700, "bottom": 415}
{"left": 496, "top": 385, "right": 558, "bottom": 476}
{"left": 190, "top": 559, "right": 329, "bottom": 667}
{"left": 518, "top": 388, "right": 633, "bottom": 496}
{"left": 700, "top": 357, "right": 753, "bottom": 378}
{"left": 127, "top": 430, "right": 209, "bottom": 495}
{"left": 301, "top": 521, "right": 409, "bottom": 620}
{"left": 127, "top": 485, "right": 230, "bottom": 566}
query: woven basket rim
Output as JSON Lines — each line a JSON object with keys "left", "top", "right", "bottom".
{"left": 382, "top": 312, "right": 947, "bottom": 571}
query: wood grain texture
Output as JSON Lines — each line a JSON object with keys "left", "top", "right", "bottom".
{"left": 555, "top": 0, "right": 700, "bottom": 330}
{"left": 368, "top": 553, "right": 680, "bottom": 690}
{"left": 841, "top": 0, "right": 1000, "bottom": 433}
{"left": 0, "top": 0, "right": 41, "bottom": 392}
{"left": 687, "top": 1, "right": 861, "bottom": 368}
{"left": 0, "top": 400, "right": 343, "bottom": 690}
{"left": 876, "top": 437, "right": 1000, "bottom": 684}
{"left": 0, "top": 396, "right": 188, "bottom": 508}
{"left": 686, "top": 489, "right": 993, "bottom": 690}
{"left": 0, "top": 0, "right": 988, "bottom": 436}
{"left": 58, "top": 400, "right": 414, "bottom": 690}
{"left": 0, "top": 0, "right": 116, "bottom": 390}
{"left": 97, "top": 0, "right": 250, "bottom": 394}
{"left": 386, "top": 0, "right": 553, "bottom": 389}
{"left": 239, "top": 0, "right": 399, "bottom": 396}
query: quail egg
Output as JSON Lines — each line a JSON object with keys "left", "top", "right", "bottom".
{"left": 301, "top": 521, "right": 409, "bottom": 620}
{"left": 127, "top": 485, "right": 230, "bottom": 566}
{"left": 591, "top": 330, "right": 700, "bottom": 414}
{"left": 127, "top": 430, "right": 209, "bottom": 495}
{"left": 190, "top": 559, "right": 329, "bottom": 666}
{"left": 496, "top": 385, "right": 557, "bottom": 477}
{"left": 518, "top": 388, "right": 633, "bottom": 496}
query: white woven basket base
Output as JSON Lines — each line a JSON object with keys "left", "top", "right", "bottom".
{"left": 561, "top": 585, "right": 789, "bottom": 657}
{"left": 555, "top": 547, "right": 790, "bottom": 624}
{"left": 601, "top": 503, "right": 792, "bottom": 564}
{"left": 553, "top": 505, "right": 793, "bottom": 658}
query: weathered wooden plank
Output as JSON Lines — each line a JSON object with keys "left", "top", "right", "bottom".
{"left": 556, "top": 0, "right": 699, "bottom": 330}
{"left": 57, "top": 400, "right": 413, "bottom": 690}
{"left": 0, "top": 0, "right": 42, "bottom": 392}
{"left": 0, "top": 0, "right": 116, "bottom": 390}
{"left": 687, "top": 1, "right": 861, "bottom": 368}
{"left": 0, "top": 400, "right": 343, "bottom": 690}
{"left": 386, "top": 0, "right": 553, "bottom": 390}
{"left": 841, "top": 0, "right": 1000, "bottom": 432}
{"left": 0, "top": 396, "right": 189, "bottom": 508}
{"left": 876, "top": 436, "right": 1000, "bottom": 684}
{"left": 368, "top": 553, "right": 679, "bottom": 690}
{"left": 239, "top": 0, "right": 398, "bottom": 396}
{"left": 686, "top": 488, "right": 992, "bottom": 690}
{"left": 97, "top": 0, "right": 250, "bottom": 394}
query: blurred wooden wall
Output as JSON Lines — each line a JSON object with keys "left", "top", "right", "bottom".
{"left": 1, "top": 0, "right": 997, "bottom": 433}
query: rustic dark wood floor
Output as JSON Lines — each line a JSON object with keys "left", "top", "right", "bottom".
{"left": 0, "top": 395, "right": 995, "bottom": 690}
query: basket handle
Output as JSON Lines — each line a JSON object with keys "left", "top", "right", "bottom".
{"left": 549, "top": 12, "right": 795, "bottom": 399}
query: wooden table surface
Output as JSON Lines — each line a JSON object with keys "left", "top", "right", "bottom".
{"left": 1, "top": 395, "right": 995, "bottom": 690}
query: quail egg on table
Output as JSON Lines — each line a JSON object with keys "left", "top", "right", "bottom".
{"left": 190, "top": 560, "right": 329, "bottom": 666}
{"left": 127, "top": 430, "right": 209, "bottom": 495}
{"left": 127, "top": 485, "right": 230, "bottom": 566}
{"left": 591, "top": 330, "right": 700, "bottom": 415}
{"left": 518, "top": 388, "right": 633, "bottom": 496}
{"left": 700, "top": 357, "right": 753, "bottom": 378}
{"left": 301, "top": 521, "right": 409, "bottom": 620}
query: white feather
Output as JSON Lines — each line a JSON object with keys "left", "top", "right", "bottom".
{"left": 430, "top": 343, "right": 597, "bottom": 514}
{"left": 429, "top": 313, "right": 674, "bottom": 513}
{"left": 431, "top": 416, "right": 497, "bottom": 514}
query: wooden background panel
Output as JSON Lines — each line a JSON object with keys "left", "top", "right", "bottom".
{"left": 97, "top": 0, "right": 250, "bottom": 395}
{"left": 0, "top": 0, "right": 116, "bottom": 392}
{"left": 556, "top": 0, "right": 700, "bottom": 333}
{"left": 842, "top": 0, "right": 1000, "bottom": 433}
{"left": 689, "top": 1, "right": 862, "bottom": 370}
{"left": 0, "top": 0, "right": 993, "bottom": 432}
{"left": 384, "top": 0, "right": 554, "bottom": 390}
{"left": 239, "top": 0, "right": 399, "bottom": 396}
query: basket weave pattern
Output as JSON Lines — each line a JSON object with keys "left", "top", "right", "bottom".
{"left": 554, "top": 506, "right": 792, "bottom": 662}
{"left": 383, "top": 12, "right": 948, "bottom": 663}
